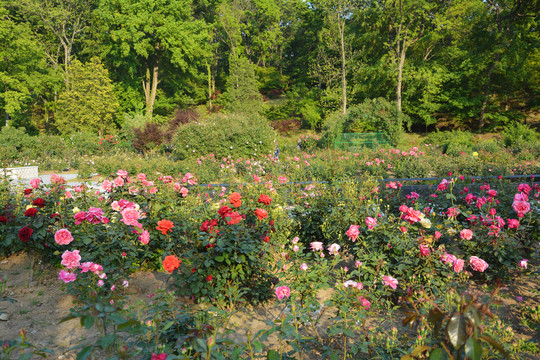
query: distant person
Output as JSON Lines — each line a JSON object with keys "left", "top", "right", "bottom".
{"left": 274, "top": 141, "right": 280, "bottom": 161}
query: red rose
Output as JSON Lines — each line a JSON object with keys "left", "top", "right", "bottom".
{"left": 24, "top": 208, "right": 38, "bottom": 217}
{"left": 206, "top": 275, "right": 213, "bottom": 282}
{"left": 254, "top": 208, "right": 268, "bottom": 220}
{"left": 229, "top": 192, "right": 242, "bottom": 208}
{"left": 23, "top": 189, "right": 32, "bottom": 195}
{"left": 50, "top": 213, "right": 62, "bottom": 219}
{"left": 258, "top": 194, "right": 272, "bottom": 206}
{"left": 218, "top": 206, "right": 232, "bottom": 219}
{"left": 32, "top": 198, "right": 45, "bottom": 208}
{"left": 18, "top": 226, "right": 33, "bottom": 242}
{"left": 162, "top": 255, "right": 181, "bottom": 273}
{"left": 226, "top": 212, "right": 242, "bottom": 225}
{"left": 263, "top": 236, "right": 270, "bottom": 243}
{"left": 0, "top": 216, "right": 7, "bottom": 223}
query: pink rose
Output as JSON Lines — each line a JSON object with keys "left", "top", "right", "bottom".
{"left": 275, "top": 285, "right": 290, "bottom": 300}
{"left": 382, "top": 275, "right": 398, "bottom": 289}
{"left": 113, "top": 177, "right": 124, "bottom": 187}
{"left": 97, "top": 280, "right": 104, "bottom": 287}
{"left": 359, "top": 296, "right": 371, "bottom": 309}
{"left": 327, "top": 243, "right": 341, "bottom": 255}
{"left": 419, "top": 244, "right": 430, "bottom": 257}
{"left": 460, "top": 229, "right": 473, "bottom": 240}
{"left": 300, "top": 263, "right": 308, "bottom": 271}
{"left": 101, "top": 180, "right": 113, "bottom": 192}
{"left": 137, "top": 173, "right": 147, "bottom": 181}
{"left": 346, "top": 225, "right": 360, "bottom": 242}
{"left": 139, "top": 230, "right": 150, "bottom": 245}
{"left": 434, "top": 231, "right": 442, "bottom": 239}
{"left": 512, "top": 199, "right": 530, "bottom": 218}
{"left": 441, "top": 252, "right": 456, "bottom": 264}
{"left": 86, "top": 207, "right": 105, "bottom": 224}
{"left": 507, "top": 219, "right": 520, "bottom": 229}
{"left": 30, "top": 178, "right": 41, "bottom": 189}
{"left": 365, "top": 217, "right": 377, "bottom": 230}
{"left": 73, "top": 211, "right": 87, "bottom": 225}
{"left": 310, "top": 242, "right": 324, "bottom": 251}
{"left": 519, "top": 259, "right": 528, "bottom": 269}
{"left": 117, "top": 169, "right": 128, "bottom": 178}
{"left": 58, "top": 270, "right": 77, "bottom": 283}
{"left": 61, "top": 250, "right": 81, "bottom": 269}
{"left": 517, "top": 183, "right": 531, "bottom": 195}
{"left": 453, "top": 259, "right": 464, "bottom": 273}
{"left": 121, "top": 208, "right": 140, "bottom": 227}
{"left": 469, "top": 256, "right": 489, "bottom": 272}
{"left": 180, "top": 187, "right": 189, "bottom": 197}
{"left": 54, "top": 229, "right": 74, "bottom": 246}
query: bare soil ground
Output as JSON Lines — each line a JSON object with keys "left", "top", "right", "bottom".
{"left": 0, "top": 254, "right": 538, "bottom": 359}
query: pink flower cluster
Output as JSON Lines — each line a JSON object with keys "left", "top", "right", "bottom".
{"left": 275, "top": 286, "right": 290, "bottom": 300}
{"left": 399, "top": 205, "right": 422, "bottom": 224}
{"left": 58, "top": 250, "right": 107, "bottom": 284}
{"left": 74, "top": 207, "right": 108, "bottom": 225}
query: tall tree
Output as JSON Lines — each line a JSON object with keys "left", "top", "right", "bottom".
{"left": 312, "top": 0, "right": 355, "bottom": 114}
{"left": 15, "top": 0, "right": 94, "bottom": 86}
{"left": 55, "top": 58, "right": 119, "bottom": 135}
{"left": 96, "top": 0, "right": 210, "bottom": 121}
{"left": 0, "top": 5, "right": 46, "bottom": 127}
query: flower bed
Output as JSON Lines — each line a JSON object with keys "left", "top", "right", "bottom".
{"left": 0, "top": 160, "right": 538, "bottom": 358}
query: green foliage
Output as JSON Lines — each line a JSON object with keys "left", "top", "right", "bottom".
{"left": 424, "top": 130, "right": 476, "bottom": 154}
{"left": 501, "top": 122, "right": 540, "bottom": 148}
{"left": 319, "top": 110, "right": 347, "bottom": 148}
{"left": 55, "top": 58, "right": 119, "bottom": 135}
{"left": 224, "top": 56, "right": 263, "bottom": 115}
{"left": 344, "top": 98, "right": 406, "bottom": 146}
{"left": 172, "top": 113, "right": 275, "bottom": 160}
{"left": 0, "top": 126, "right": 37, "bottom": 161}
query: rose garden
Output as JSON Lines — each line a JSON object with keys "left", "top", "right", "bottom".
{"left": 0, "top": 132, "right": 539, "bottom": 359}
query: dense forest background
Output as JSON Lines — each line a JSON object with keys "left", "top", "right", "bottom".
{"left": 1, "top": 0, "right": 539, "bottom": 136}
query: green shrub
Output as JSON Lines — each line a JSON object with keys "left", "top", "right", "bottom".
{"left": 172, "top": 113, "right": 276, "bottom": 161}
{"left": 344, "top": 98, "right": 407, "bottom": 146}
{"left": 424, "top": 130, "right": 475, "bottom": 154}
{"left": 319, "top": 110, "right": 347, "bottom": 148}
{"left": 0, "top": 127, "right": 37, "bottom": 161}
{"left": 65, "top": 132, "right": 102, "bottom": 156}
{"left": 501, "top": 122, "right": 539, "bottom": 148}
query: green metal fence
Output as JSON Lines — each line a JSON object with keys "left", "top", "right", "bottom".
{"left": 334, "top": 132, "right": 390, "bottom": 151}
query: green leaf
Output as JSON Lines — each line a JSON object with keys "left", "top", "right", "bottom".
{"left": 410, "top": 345, "right": 431, "bottom": 356}
{"left": 162, "top": 320, "right": 174, "bottom": 331}
{"left": 76, "top": 346, "right": 94, "bottom": 360}
{"left": 429, "top": 348, "right": 447, "bottom": 360}
{"left": 267, "top": 349, "right": 280, "bottom": 360}
{"left": 215, "top": 256, "right": 224, "bottom": 262}
{"left": 465, "top": 337, "right": 482, "bottom": 360}
{"left": 446, "top": 314, "right": 467, "bottom": 349}
{"left": 82, "top": 316, "right": 95, "bottom": 329}
{"left": 98, "top": 334, "right": 116, "bottom": 349}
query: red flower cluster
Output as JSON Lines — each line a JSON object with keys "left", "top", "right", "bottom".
{"left": 32, "top": 198, "right": 45, "bottom": 208}
{"left": 229, "top": 192, "right": 242, "bottom": 207}
{"left": 24, "top": 208, "right": 38, "bottom": 217}
{"left": 0, "top": 216, "right": 7, "bottom": 223}
{"left": 201, "top": 219, "right": 218, "bottom": 233}
{"left": 18, "top": 226, "right": 33, "bottom": 242}
{"left": 257, "top": 194, "right": 272, "bottom": 206}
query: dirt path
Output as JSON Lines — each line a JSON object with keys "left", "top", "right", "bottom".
{"left": 0, "top": 254, "right": 538, "bottom": 359}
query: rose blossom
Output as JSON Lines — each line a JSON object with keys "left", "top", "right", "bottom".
{"left": 419, "top": 244, "right": 430, "bottom": 257}
{"left": 310, "top": 242, "right": 324, "bottom": 251}
{"left": 469, "top": 256, "right": 489, "bottom": 272}
{"left": 460, "top": 229, "right": 473, "bottom": 240}
{"left": 58, "top": 270, "right": 77, "bottom": 283}
{"left": 61, "top": 250, "right": 81, "bottom": 269}
{"left": 293, "top": 245, "right": 299, "bottom": 252}
{"left": 139, "top": 230, "right": 150, "bottom": 245}
{"left": 365, "top": 217, "right": 377, "bottom": 230}
{"left": 254, "top": 208, "right": 268, "bottom": 220}
{"left": 453, "top": 259, "right": 464, "bottom": 273}
{"left": 507, "top": 219, "right": 520, "bottom": 229}
{"left": 275, "top": 286, "right": 290, "bottom": 300}
{"left": 300, "top": 263, "right": 308, "bottom": 271}
{"left": 121, "top": 208, "right": 141, "bottom": 227}
{"left": 441, "top": 252, "right": 457, "bottom": 264}
{"left": 519, "top": 259, "right": 528, "bottom": 269}
{"left": 30, "top": 178, "right": 41, "bottom": 189}
{"left": 359, "top": 296, "right": 371, "bottom": 309}
{"left": 382, "top": 275, "right": 398, "bottom": 289}
{"left": 346, "top": 225, "right": 360, "bottom": 242}
{"left": 54, "top": 229, "right": 74, "bottom": 245}
{"left": 328, "top": 243, "right": 341, "bottom": 255}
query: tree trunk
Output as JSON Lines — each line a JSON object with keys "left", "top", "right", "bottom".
{"left": 396, "top": 46, "right": 406, "bottom": 113}
{"left": 479, "top": 52, "right": 502, "bottom": 128}
{"left": 207, "top": 62, "right": 212, "bottom": 111}
{"left": 143, "top": 63, "right": 159, "bottom": 121}
{"left": 340, "top": 22, "right": 347, "bottom": 115}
